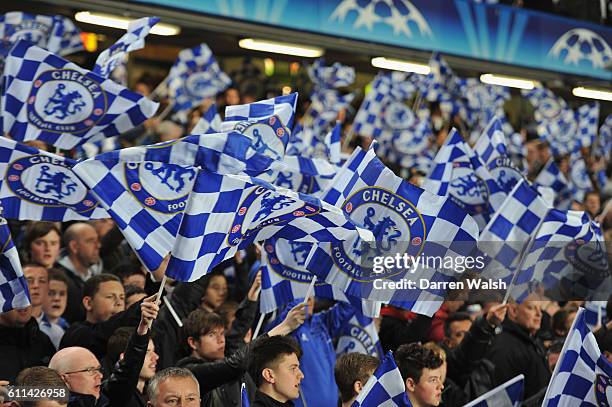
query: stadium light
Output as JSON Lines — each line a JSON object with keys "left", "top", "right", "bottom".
{"left": 238, "top": 38, "right": 323, "bottom": 58}
{"left": 371, "top": 57, "right": 430, "bottom": 75}
{"left": 572, "top": 86, "right": 612, "bottom": 102}
{"left": 75, "top": 11, "right": 181, "bottom": 36}
{"left": 480, "top": 73, "right": 536, "bottom": 90}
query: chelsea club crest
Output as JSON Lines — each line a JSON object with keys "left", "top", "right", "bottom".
{"left": 382, "top": 102, "right": 415, "bottom": 131}
{"left": 227, "top": 187, "right": 320, "bottom": 246}
{"left": 595, "top": 374, "right": 611, "bottom": 407}
{"left": 233, "top": 116, "right": 289, "bottom": 161}
{"left": 448, "top": 162, "right": 490, "bottom": 215}
{"left": 564, "top": 238, "right": 609, "bottom": 279}
{"left": 486, "top": 156, "right": 523, "bottom": 192}
{"left": 264, "top": 239, "right": 315, "bottom": 284}
{"left": 336, "top": 324, "right": 379, "bottom": 357}
{"left": 28, "top": 69, "right": 107, "bottom": 133}
{"left": 125, "top": 162, "right": 196, "bottom": 214}
{"left": 6, "top": 155, "right": 97, "bottom": 213}
{"left": 330, "top": 186, "right": 426, "bottom": 282}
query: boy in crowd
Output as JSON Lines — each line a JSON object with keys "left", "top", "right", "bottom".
{"left": 23, "top": 264, "right": 48, "bottom": 320}
{"left": 40, "top": 269, "right": 70, "bottom": 349}
{"left": 248, "top": 335, "right": 304, "bottom": 407}
{"left": 60, "top": 274, "right": 141, "bottom": 360}
{"left": 334, "top": 353, "right": 379, "bottom": 407}
{"left": 395, "top": 343, "right": 445, "bottom": 407}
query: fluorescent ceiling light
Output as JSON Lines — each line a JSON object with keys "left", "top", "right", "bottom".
{"left": 572, "top": 86, "right": 612, "bottom": 102}
{"left": 75, "top": 11, "right": 180, "bottom": 36}
{"left": 371, "top": 57, "right": 430, "bottom": 75}
{"left": 480, "top": 73, "right": 535, "bottom": 90}
{"left": 238, "top": 38, "right": 323, "bottom": 58}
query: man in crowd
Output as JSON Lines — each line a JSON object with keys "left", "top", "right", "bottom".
{"left": 395, "top": 343, "right": 445, "bottom": 407}
{"left": 56, "top": 223, "right": 103, "bottom": 323}
{"left": 487, "top": 299, "right": 550, "bottom": 399}
{"left": 49, "top": 347, "right": 106, "bottom": 406}
{"left": 334, "top": 353, "right": 379, "bottom": 407}
{"left": 0, "top": 305, "right": 56, "bottom": 383}
{"left": 14, "top": 366, "right": 69, "bottom": 407}
{"left": 147, "top": 368, "right": 201, "bottom": 407}
{"left": 39, "top": 269, "right": 70, "bottom": 349}
{"left": 248, "top": 335, "right": 304, "bottom": 406}
{"left": 60, "top": 274, "right": 141, "bottom": 360}
{"left": 23, "top": 264, "right": 48, "bottom": 320}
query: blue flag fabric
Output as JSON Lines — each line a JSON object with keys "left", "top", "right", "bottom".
{"left": 352, "top": 351, "right": 412, "bottom": 407}
{"left": 595, "top": 114, "right": 612, "bottom": 160}
{"left": 166, "top": 43, "right": 231, "bottom": 114}
{"left": 192, "top": 103, "right": 222, "bottom": 134}
{"left": 511, "top": 210, "right": 609, "bottom": 303}
{"left": 534, "top": 159, "right": 572, "bottom": 210}
{"left": 93, "top": 16, "right": 159, "bottom": 79}
{"left": 478, "top": 179, "right": 549, "bottom": 286}
{"left": 576, "top": 102, "right": 599, "bottom": 150}
{"left": 259, "top": 237, "right": 380, "bottom": 318}
{"left": 542, "top": 307, "right": 612, "bottom": 406}
{"left": 0, "top": 215, "right": 30, "bottom": 312}
{"left": 0, "top": 137, "right": 108, "bottom": 221}
{"left": 221, "top": 94, "right": 297, "bottom": 163}
{"left": 306, "top": 147, "right": 479, "bottom": 317}
{"left": 474, "top": 117, "right": 527, "bottom": 194}
{"left": 241, "top": 382, "right": 249, "bottom": 407}
{"left": 521, "top": 87, "right": 578, "bottom": 156}
{"left": 73, "top": 130, "right": 281, "bottom": 271}
{"left": 274, "top": 155, "right": 336, "bottom": 196}
{"left": 167, "top": 170, "right": 367, "bottom": 282}
{"left": 0, "top": 12, "right": 83, "bottom": 69}
{"left": 335, "top": 311, "right": 383, "bottom": 359}
{"left": 423, "top": 128, "right": 505, "bottom": 231}
{"left": 1, "top": 40, "right": 159, "bottom": 149}
{"left": 463, "top": 374, "right": 524, "bottom": 407}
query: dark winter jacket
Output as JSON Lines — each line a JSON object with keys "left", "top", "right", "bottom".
{"left": 67, "top": 392, "right": 109, "bottom": 407}
{"left": 0, "top": 317, "right": 56, "bottom": 382}
{"left": 487, "top": 319, "right": 551, "bottom": 399}
{"left": 102, "top": 329, "right": 150, "bottom": 407}
{"left": 379, "top": 306, "right": 432, "bottom": 353}
{"left": 60, "top": 300, "right": 142, "bottom": 361}
{"left": 252, "top": 390, "right": 294, "bottom": 407}
{"left": 177, "top": 354, "right": 255, "bottom": 407}
{"left": 151, "top": 277, "right": 208, "bottom": 369}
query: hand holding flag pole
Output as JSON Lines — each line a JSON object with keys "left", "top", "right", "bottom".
{"left": 145, "top": 274, "right": 167, "bottom": 331}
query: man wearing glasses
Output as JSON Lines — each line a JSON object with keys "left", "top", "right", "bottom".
{"left": 49, "top": 346, "right": 106, "bottom": 405}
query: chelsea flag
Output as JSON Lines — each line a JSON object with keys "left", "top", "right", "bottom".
{"left": 2, "top": 40, "right": 159, "bottom": 150}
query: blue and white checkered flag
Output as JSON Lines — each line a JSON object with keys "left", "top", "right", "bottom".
{"left": 0, "top": 12, "right": 83, "bottom": 68}
{"left": 391, "top": 110, "right": 433, "bottom": 171}
{"left": 569, "top": 152, "right": 593, "bottom": 203}
{"left": 336, "top": 311, "right": 383, "bottom": 359}
{"left": 76, "top": 136, "right": 121, "bottom": 160}
{"left": 308, "top": 58, "right": 355, "bottom": 89}
{"left": 73, "top": 131, "right": 280, "bottom": 271}
{"left": 521, "top": 87, "right": 578, "bottom": 156}
{"left": 166, "top": 43, "right": 231, "bottom": 113}
{"left": 352, "top": 351, "right": 412, "bottom": 407}
{"left": 542, "top": 307, "right": 612, "bottom": 407}
{"left": 576, "top": 102, "right": 599, "bottom": 149}
{"left": 0, "top": 215, "right": 30, "bottom": 313}
{"left": 1, "top": 40, "right": 159, "bottom": 150}
{"left": 260, "top": 237, "right": 380, "bottom": 318}
{"left": 167, "top": 170, "right": 367, "bottom": 282}
{"left": 510, "top": 210, "right": 609, "bottom": 303}
{"left": 583, "top": 301, "right": 607, "bottom": 331}
{"left": 274, "top": 155, "right": 336, "bottom": 195}
{"left": 192, "top": 103, "right": 222, "bottom": 134}
{"left": 459, "top": 78, "right": 509, "bottom": 141}
{"left": 423, "top": 128, "right": 505, "bottom": 231}
{"left": 325, "top": 122, "right": 342, "bottom": 164}
{"left": 474, "top": 116, "right": 527, "bottom": 194}
{"left": 463, "top": 374, "right": 524, "bottom": 407}
{"left": 478, "top": 179, "right": 549, "bottom": 285}
{"left": 594, "top": 114, "right": 612, "bottom": 160}
{"left": 534, "top": 159, "right": 572, "bottom": 210}
{"left": 423, "top": 53, "right": 466, "bottom": 119}
{"left": 93, "top": 16, "right": 159, "bottom": 79}
{"left": 109, "top": 54, "right": 128, "bottom": 86}
{"left": 0, "top": 137, "right": 108, "bottom": 221}
{"left": 306, "top": 147, "right": 479, "bottom": 317}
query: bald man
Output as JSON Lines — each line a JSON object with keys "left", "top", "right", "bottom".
{"left": 56, "top": 222, "right": 103, "bottom": 323}
{"left": 49, "top": 346, "right": 106, "bottom": 405}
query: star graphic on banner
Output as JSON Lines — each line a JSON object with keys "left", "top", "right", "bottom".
{"left": 385, "top": 6, "right": 412, "bottom": 37}
{"left": 354, "top": 2, "right": 381, "bottom": 31}
{"left": 330, "top": 0, "right": 358, "bottom": 23}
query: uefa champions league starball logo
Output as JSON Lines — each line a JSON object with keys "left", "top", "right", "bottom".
{"left": 548, "top": 28, "right": 612, "bottom": 69}
{"left": 330, "top": 0, "right": 433, "bottom": 38}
